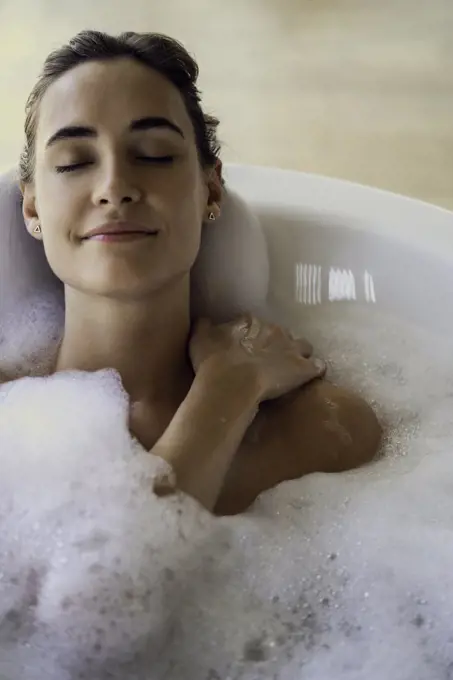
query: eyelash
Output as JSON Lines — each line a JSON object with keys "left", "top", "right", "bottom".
{"left": 55, "top": 156, "right": 175, "bottom": 173}
{"left": 137, "top": 155, "right": 174, "bottom": 165}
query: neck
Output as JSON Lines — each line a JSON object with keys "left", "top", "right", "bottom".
{"left": 55, "top": 278, "right": 193, "bottom": 406}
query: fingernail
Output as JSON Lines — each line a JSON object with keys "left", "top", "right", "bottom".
{"left": 314, "top": 358, "right": 326, "bottom": 372}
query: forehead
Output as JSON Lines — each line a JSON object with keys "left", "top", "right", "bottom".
{"left": 37, "top": 57, "right": 193, "bottom": 144}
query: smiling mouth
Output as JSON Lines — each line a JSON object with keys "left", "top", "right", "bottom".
{"left": 83, "top": 231, "right": 159, "bottom": 242}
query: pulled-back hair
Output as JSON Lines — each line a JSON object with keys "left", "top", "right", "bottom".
{"left": 20, "top": 30, "right": 220, "bottom": 183}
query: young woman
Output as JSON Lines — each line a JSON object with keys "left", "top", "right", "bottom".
{"left": 8, "top": 30, "right": 380, "bottom": 515}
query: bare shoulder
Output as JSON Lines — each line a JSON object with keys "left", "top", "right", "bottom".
{"left": 215, "top": 379, "right": 382, "bottom": 516}
{"left": 259, "top": 379, "right": 382, "bottom": 474}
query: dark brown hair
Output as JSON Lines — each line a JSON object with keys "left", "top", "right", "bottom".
{"left": 19, "top": 30, "right": 221, "bottom": 183}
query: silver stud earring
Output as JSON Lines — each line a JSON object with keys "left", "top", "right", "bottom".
{"left": 33, "top": 224, "right": 41, "bottom": 234}
{"left": 208, "top": 212, "right": 216, "bottom": 221}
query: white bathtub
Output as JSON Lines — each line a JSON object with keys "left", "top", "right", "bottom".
{"left": 225, "top": 164, "right": 453, "bottom": 339}
{"left": 2, "top": 165, "right": 453, "bottom": 679}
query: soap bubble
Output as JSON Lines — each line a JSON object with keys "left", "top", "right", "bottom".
{"left": 1, "top": 303, "right": 453, "bottom": 678}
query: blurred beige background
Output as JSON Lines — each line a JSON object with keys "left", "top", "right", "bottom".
{"left": 0, "top": 0, "right": 452, "bottom": 208}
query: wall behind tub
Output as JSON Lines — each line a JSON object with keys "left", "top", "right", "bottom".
{"left": 0, "top": 0, "right": 451, "bottom": 210}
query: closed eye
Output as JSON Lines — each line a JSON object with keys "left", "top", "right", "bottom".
{"left": 136, "top": 155, "right": 175, "bottom": 164}
{"left": 55, "top": 156, "right": 175, "bottom": 174}
{"left": 55, "top": 161, "right": 92, "bottom": 173}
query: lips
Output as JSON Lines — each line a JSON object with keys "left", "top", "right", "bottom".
{"left": 82, "top": 221, "right": 158, "bottom": 240}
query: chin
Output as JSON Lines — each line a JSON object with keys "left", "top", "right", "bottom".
{"left": 60, "top": 253, "right": 194, "bottom": 301}
{"left": 77, "top": 272, "right": 189, "bottom": 301}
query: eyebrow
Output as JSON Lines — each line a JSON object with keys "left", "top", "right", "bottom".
{"left": 45, "top": 116, "right": 184, "bottom": 148}
{"left": 130, "top": 116, "right": 184, "bottom": 137}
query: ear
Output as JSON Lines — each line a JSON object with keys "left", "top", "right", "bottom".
{"left": 21, "top": 181, "right": 42, "bottom": 239}
{"left": 203, "top": 159, "right": 223, "bottom": 222}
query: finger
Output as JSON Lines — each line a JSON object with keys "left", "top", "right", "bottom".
{"left": 296, "top": 337, "right": 313, "bottom": 358}
{"left": 231, "top": 312, "right": 254, "bottom": 330}
{"left": 231, "top": 318, "right": 250, "bottom": 340}
{"left": 282, "top": 327, "right": 312, "bottom": 357}
{"left": 232, "top": 315, "right": 262, "bottom": 341}
{"left": 247, "top": 316, "right": 262, "bottom": 340}
{"left": 313, "top": 358, "right": 327, "bottom": 377}
{"left": 298, "top": 357, "right": 327, "bottom": 383}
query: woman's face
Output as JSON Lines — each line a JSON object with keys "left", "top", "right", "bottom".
{"left": 23, "top": 57, "right": 219, "bottom": 299}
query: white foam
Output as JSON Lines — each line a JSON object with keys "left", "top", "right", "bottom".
{"left": 1, "top": 304, "right": 453, "bottom": 678}
{"left": 0, "top": 292, "right": 63, "bottom": 379}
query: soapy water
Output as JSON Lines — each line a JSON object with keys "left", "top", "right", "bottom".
{"left": 1, "top": 297, "right": 453, "bottom": 680}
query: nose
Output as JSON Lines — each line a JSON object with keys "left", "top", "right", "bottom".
{"left": 93, "top": 160, "right": 141, "bottom": 208}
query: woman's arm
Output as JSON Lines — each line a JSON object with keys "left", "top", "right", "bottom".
{"left": 151, "top": 361, "right": 262, "bottom": 511}
{"left": 151, "top": 315, "right": 325, "bottom": 512}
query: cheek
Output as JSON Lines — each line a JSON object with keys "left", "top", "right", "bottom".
{"left": 157, "top": 165, "right": 206, "bottom": 236}
{"left": 36, "top": 177, "right": 86, "bottom": 236}
{"left": 177, "top": 186, "right": 205, "bottom": 247}
{"left": 179, "top": 187, "right": 204, "bottom": 224}
{"left": 34, "top": 181, "right": 83, "bottom": 281}
{"left": 171, "top": 158, "right": 207, "bottom": 213}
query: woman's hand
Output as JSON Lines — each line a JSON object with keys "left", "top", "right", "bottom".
{"left": 189, "top": 315, "right": 326, "bottom": 402}
{"left": 153, "top": 315, "right": 325, "bottom": 509}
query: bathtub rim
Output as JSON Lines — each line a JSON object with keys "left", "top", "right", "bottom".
{"left": 224, "top": 164, "right": 453, "bottom": 263}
